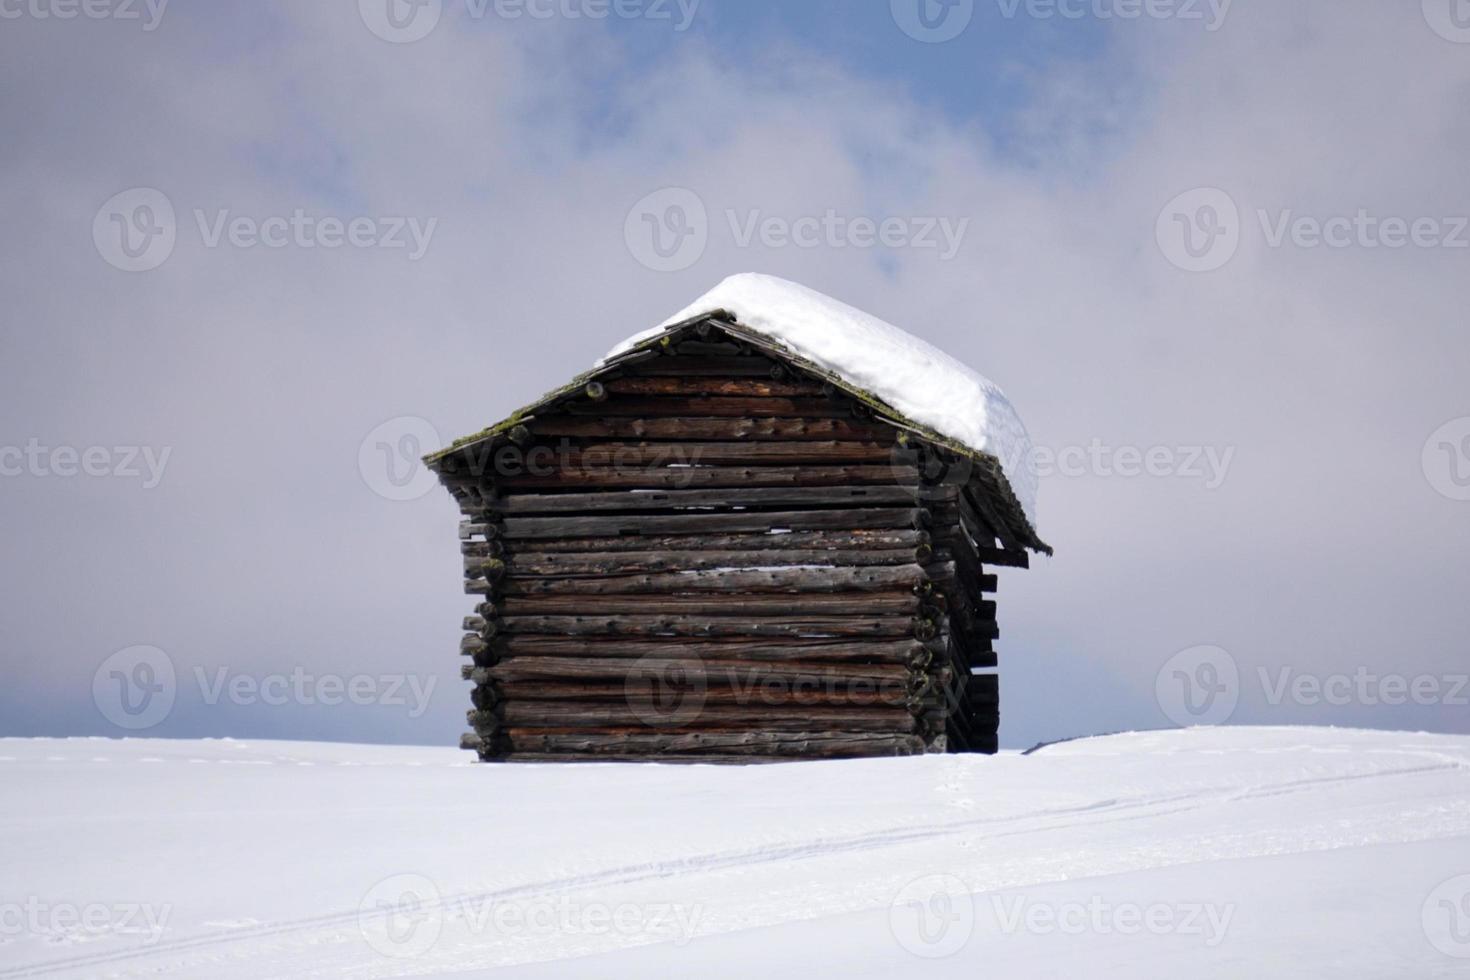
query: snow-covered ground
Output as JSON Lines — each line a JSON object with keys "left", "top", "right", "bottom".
{"left": 3, "top": 727, "right": 1470, "bottom": 978}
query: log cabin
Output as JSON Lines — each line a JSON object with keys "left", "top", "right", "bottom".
{"left": 426, "top": 274, "right": 1050, "bottom": 763}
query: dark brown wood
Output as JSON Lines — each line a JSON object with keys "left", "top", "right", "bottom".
{"left": 484, "top": 657, "right": 912, "bottom": 684}
{"left": 566, "top": 396, "right": 851, "bottom": 418}
{"left": 436, "top": 329, "right": 1029, "bottom": 762}
{"left": 497, "top": 702, "right": 920, "bottom": 732}
{"left": 499, "top": 614, "right": 922, "bottom": 638}
{"left": 621, "top": 356, "right": 781, "bottom": 377}
{"left": 605, "top": 377, "right": 825, "bottom": 397}
{"left": 529, "top": 440, "right": 898, "bottom": 466}
{"left": 499, "top": 731, "right": 926, "bottom": 757}
{"left": 492, "top": 636, "right": 937, "bottom": 666}
{"left": 528, "top": 416, "right": 894, "bottom": 442}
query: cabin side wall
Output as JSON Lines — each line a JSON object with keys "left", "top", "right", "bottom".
{"left": 437, "top": 335, "right": 1004, "bottom": 761}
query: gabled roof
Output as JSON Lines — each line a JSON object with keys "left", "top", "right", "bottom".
{"left": 428, "top": 273, "right": 1049, "bottom": 555}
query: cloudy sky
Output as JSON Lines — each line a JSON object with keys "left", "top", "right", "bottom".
{"left": 1, "top": 0, "right": 1467, "bottom": 748}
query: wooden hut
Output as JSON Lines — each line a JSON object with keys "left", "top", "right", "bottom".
{"left": 426, "top": 274, "right": 1050, "bottom": 763}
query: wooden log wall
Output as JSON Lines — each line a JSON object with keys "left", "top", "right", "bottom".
{"left": 435, "top": 330, "right": 1006, "bottom": 762}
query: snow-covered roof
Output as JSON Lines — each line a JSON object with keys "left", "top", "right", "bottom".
{"left": 608, "top": 274, "right": 1040, "bottom": 533}
{"left": 430, "top": 273, "right": 1046, "bottom": 552}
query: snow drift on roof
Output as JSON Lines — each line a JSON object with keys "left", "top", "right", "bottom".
{"left": 605, "top": 273, "right": 1040, "bottom": 529}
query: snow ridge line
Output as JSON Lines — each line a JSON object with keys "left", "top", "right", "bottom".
{"left": 4, "top": 758, "right": 1464, "bottom": 978}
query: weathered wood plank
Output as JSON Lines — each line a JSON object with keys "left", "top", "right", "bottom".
{"left": 622, "top": 356, "right": 780, "bottom": 377}
{"left": 528, "top": 441, "right": 897, "bottom": 466}
{"left": 499, "top": 508, "right": 924, "bottom": 540}
{"left": 492, "top": 636, "right": 937, "bottom": 665}
{"left": 495, "top": 465, "right": 916, "bottom": 492}
{"left": 512, "top": 529, "right": 928, "bottom": 554}
{"left": 498, "top": 614, "right": 924, "bottom": 638}
{"left": 565, "top": 396, "right": 851, "bottom": 418}
{"left": 497, "top": 485, "right": 931, "bottom": 515}
{"left": 500, "top": 563, "right": 928, "bottom": 595}
{"left": 493, "top": 703, "right": 920, "bottom": 732}
{"left": 499, "top": 731, "right": 926, "bottom": 757}
{"left": 528, "top": 416, "right": 894, "bottom": 441}
{"left": 498, "top": 592, "right": 921, "bottom": 616}
{"left": 501, "top": 550, "right": 919, "bottom": 577}
{"left": 605, "top": 377, "right": 825, "bottom": 397}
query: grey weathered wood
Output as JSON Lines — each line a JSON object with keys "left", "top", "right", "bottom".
{"left": 500, "top": 508, "right": 925, "bottom": 540}
{"left": 497, "top": 485, "right": 933, "bottom": 515}
{"left": 497, "top": 702, "right": 920, "bottom": 733}
{"left": 499, "top": 617, "right": 917, "bottom": 640}
{"left": 503, "top": 549, "right": 922, "bottom": 577}
{"left": 496, "top": 465, "right": 917, "bottom": 492}
{"left": 498, "top": 592, "right": 921, "bottom": 617}
{"left": 484, "top": 656, "right": 912, "bottom": 684}
{"left": 501, "top": 563, "right": 928, "bottom": 595}
{"left": 492, "top": 636, "right": 937, "bottom": 666}
{"left": 499, "top": 614, "right": 923, "bottom": 638}
{"left": 512, "top": 528, "right": 928, "bottom": 554}
{"left": 499, "top": 731, "right": 925, "bottom": 758}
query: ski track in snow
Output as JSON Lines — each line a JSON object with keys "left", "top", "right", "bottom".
{"left": 3, "top": 728, "right": 1470, "bottom": 978}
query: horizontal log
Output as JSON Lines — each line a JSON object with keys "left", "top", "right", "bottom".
{"left": 512, "top": 528, "right": 928, "bottom": 554}
{"left": 621, "top": 355, "right": 780, "bottom": 377}
{"left": 502, "top": 549, "right": 921, "bottom": 577}
{"left": 491, "top": 682, "right": 912, "bottom": 708}
{"left": 565, "top": 396, "right": 851, "bottom": 418}
{"left": 498, "top": 592, "right": 920, "bottom": 616}
{"left": 528, "top": 416, "right": 894, "bottom": 442}
{"left": 501, "top": 563, "right": 929, "bottom": 595}
{"left": 498, "top": 485, "right": 930, "bottom": 516}
{"left": 500, "top": 508, "right": 924, "bottom": 540}
{"left": 605, "top": 377, "right": 825, "bottom": 397}
{"left": 495, "top": 465, "right": 916, "bottom": 492}
{"left": 977, "top": 546, "right": 1030, "bottom": 568}
{"left": 499, "top": 731, "right": 926, "bottom": 757}
{"left": 498, "top": 614, "right": 925, "bottom": 638}
{"left": 482, "top": 656, "right": 913, "bottom": 684}
{"left": 494, "top": 703, "right": 920, "bottom": 732}
{"left": 492, "top": 636, "right": 937, "bottom": 666}
{"left": 526, "top": 441, "right": 898, "bottom": 469}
